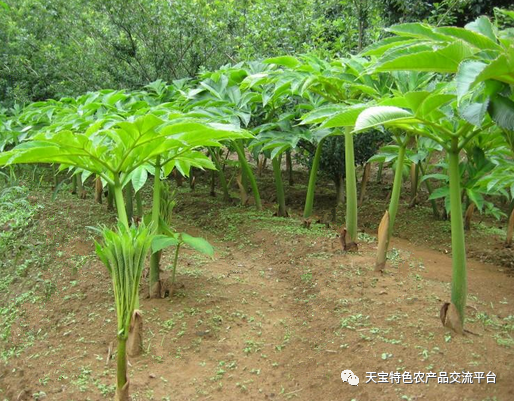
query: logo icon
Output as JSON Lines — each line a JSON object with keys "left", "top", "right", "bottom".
{"left": 341, "top": 370, "right": 359, "bottom": 386}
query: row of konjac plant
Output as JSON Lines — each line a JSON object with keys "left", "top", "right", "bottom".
{"left": 1, "top": 14, "right": 513, "bottom": 400}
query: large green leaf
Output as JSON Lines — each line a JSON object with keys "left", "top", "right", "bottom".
{"left": 459, "top": 101, "right": 490, "bottom": 127}
{"left": 465, "top": 16, "right": 496, "bottom": 43}
{"left": 420, "top": 173, "right": 449, "bottom": 183}
{"left": 388, "top": 23, "right": 451, "bottom": 41}
{"left": 162, "top": 122, "right": 252, "bottom": 146}
{"left": 321, "top": 105, "right": 369, "bottom": 128}
{"left": 436, "top": 27, "right": 501, "bottom": 51}
{"left": 130, "top": 165, "right": 149, "bottom": 192}
{"left": 457, "top": 57, "right": 514, "bottom": 98}
{"left": 466, "top": 189, "right": 485, "bottom": 211}
{"left": 456, "top": 61, "right": 488, "bottom": 98}
{"left": 300, "top": 105, "right": 348, "bottom": 125}
{"left": 374, "top": 41, "right": 475, "bottom": 73}
{"left": 418, "top": 94, "right": 455, "bottom": 118}
{"left": 362, "top": 37, "right": 418, "bottom": 57}
{"left": 181, "top": 233, "right": 214, "bottom": 257}
{"left": 488, "top": 96, "right": 514, "bottom": 131}
{"left": 354, "top": 106, "right": 418, "bottom": 132}
{"left": 151, "top": 234, "right": 180, "bottom": 254}
{"left": 264, "top": 56, "right": 301, "bottom": 69}
{"left": 0, "top": 114, "right": 251, "bottom": 185}
{"left": 428, "top": 186, "right": 450, "bottom": 200}
{"left": 300, "top": 104, "right": 345, "bottom": 124}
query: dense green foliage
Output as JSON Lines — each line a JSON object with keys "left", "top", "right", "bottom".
{"left": 1, "top": 0, "right": 510, "bottom": 106}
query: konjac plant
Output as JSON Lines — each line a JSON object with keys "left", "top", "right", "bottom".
{"left": 352, "top": 88, "right": 498, "bottom": 332}
{"left": 0, "top": 112, "right": 251, "bottom": 398}
{"left": 358, "top": 13, "right": 514, "bottom": 331}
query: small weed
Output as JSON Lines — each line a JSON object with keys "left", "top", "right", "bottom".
{"left": 358, "top": 232, "right": 376, "bottom": 243}
{"left": 162, "top": 319, "right": 175, "bottom": 330}
{"left": 32, "top": 391, "right": 47, "bottom": 401}
{"left": 340, "top": 314, "right": 369, "bottom": 330}
{"left": 300, "top": 271, "right": 313, "bottom": 283}
{"left": 72, "top": 366, "right": 92, "bottom": 392}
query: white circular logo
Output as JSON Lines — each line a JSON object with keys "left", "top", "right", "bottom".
{"left": 341, "top": 370, "right": 359, "bottom": 386}
{"left": 348, "top": 374, "right": 359, "bottom": 386}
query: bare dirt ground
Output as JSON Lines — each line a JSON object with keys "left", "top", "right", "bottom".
{"left": 1, "top": 167, "right": 513, "bottom": 401}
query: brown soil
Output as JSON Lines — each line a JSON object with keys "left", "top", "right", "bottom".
{"left": 1, "top": 167, "right": 513, "bottom": 401}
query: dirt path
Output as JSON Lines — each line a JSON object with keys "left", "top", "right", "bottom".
{"left": 1, "top": 188, "right": 514, "bottom": 401}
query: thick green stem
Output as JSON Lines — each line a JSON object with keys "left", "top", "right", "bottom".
{"left": 419, "top": 162, "right": 440, "bottom": 219}
{"left": 241, "top": 164, "right": 250, "bottom": 189}
{"left": 272, "top": 155, "right": 287, "bottom": 217}
{"left": 116, "top": 337, "right": 128, "bottom": 391}
{"left": 189, "top": 168, "right": 195, "bottom": 190}
{"left": 76, "top": 174, "right": 83, "bottom": 197}
{"left": 387, "top": 144, "right": 406, "bottom": 240}
{"left": 113, "top": 179, "right": 129, "bottom": 229}
{"left": 71, "top": 174, "right": 77, "bottom": 194}
{"left": 376, "top": 162, "right": 383, "bottom": 183}
{"left": 150, "top": 156, "right": 162, "bottom": 294}
{"left": 448, "top": 147, "right": 467, "bottom": 325}
{"left": 286, "top": 149, "right": 294, "bottom": 186}
{"left": 358, "top": 163, "right": 371, "bottom": 207}
{"left": 375, "top": 143, "right": 407, "bottom": 269}
{"left": 171, "top": 243, "right": 181, "bottom": 285}
{"left": 135, "top": 190, "right": 143, "bottom": 217}
{"left": 303, "top": 139, "right": 324, "bottom": 218}
{"left": 410, "top": 163, "right": 419, "bottom": 205}
{"left": 233, "top": 141, "right": 262, "bottom": 210}
{"left": 345, "top": 127, "right": 358, "bottom": 242}
{"left": 209, "top": 148, "right": 230, "bottom": 201}
{"left": 107, "top": 184, "right": 115, "bottom": 211}
{"left": 125, "top": 184, "right": 134, "bottom": 223}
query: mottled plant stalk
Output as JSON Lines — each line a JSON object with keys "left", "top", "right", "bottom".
{"left": 107, "top": 184, "right": 115, "bottom": 211}
{"left": 272, "top": 155, "right": 287, "bottom": 217}
{"left": 209, "top": 148, "right": 230, "bottom": 201}
{"left": 448, "top": 144, "right": 467, "bottom": 325}
{"left": 387, "top": 143, "right": 406, "bottom": 240}
{"left": 303, "top": 138, "right": 324, "bottom": 218}
{"left": 71, "top": 174, "right": 77, "bottom": 194}
{"left": 76, "top": 173, "right": 84, "bottom": 198}
{"left": 345, "top": 127, "right": 358, "bottom": 243}
{"left": 418, "top": 162, "right": 440, "bottom": 219}
{"left": 358, "top": 163, "right": 371, "bottom": 207}
{"left": 113, "top": 176, "right": 129, "bottom": 228}
{"left": 286, "top": 149, "right": 294, "bottom": 186}
{"left": 149, "top": 156, "right": 162, "bottom": 297}
{"left": 375, "top": 141, "right": 406, "bottom": 268}
{"left": 116, "top": 337, "right": 128, "bottom": 400}
{"left": 124, "top": 184, "right": 134, "bottom": 223}
{"left": 233, "top": 141, "right": 261, "bottom": 210}
{"left": 171, "top": 242, "right": 181, "bottom": 285}
{"left": 409, "top": 162, "right": 419, "bottom": 207}
{"left": 135, "top": 190, "right": 143, "bottom": 217}
{"left": 376, "top": 162, "right": 383, "bottom": 183}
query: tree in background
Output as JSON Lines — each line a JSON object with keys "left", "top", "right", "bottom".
{"left": 0, "top": 0, "right": 315, "bottom": 106}
{"left": 382, "top": 0, "right": 513, "bottom": 26}
{"left": 1, "top": 0, "right": 512, "bottom": 107}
